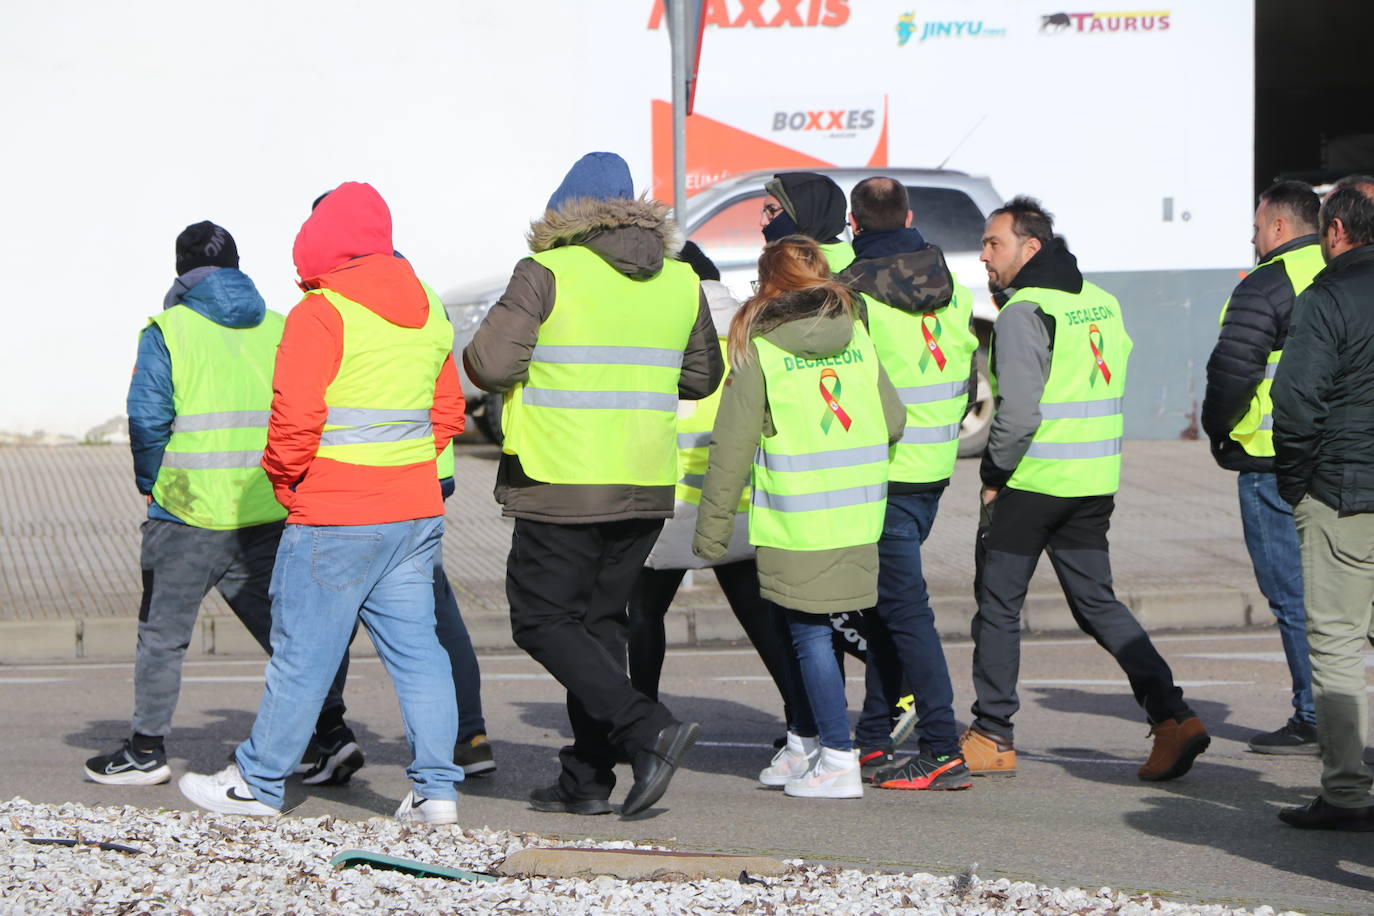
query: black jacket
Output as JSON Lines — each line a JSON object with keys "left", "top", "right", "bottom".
{"left": 1273, "top": 244, "right": 1374, "bottom": 510}
{"left": 1202, "top": 235, "right": 1319, "bottom": 473}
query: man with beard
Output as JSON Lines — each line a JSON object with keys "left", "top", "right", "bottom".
{"left": 965, "top": 196, "right": 1208, "bottom": 782}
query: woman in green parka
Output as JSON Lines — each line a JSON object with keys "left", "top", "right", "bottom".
{"left": 693, "top": 236, "right": 905, "bottom": 799}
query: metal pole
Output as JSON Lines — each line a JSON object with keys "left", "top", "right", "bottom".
{"left": 670, "top": 0, "right": 688, "bottom": 223}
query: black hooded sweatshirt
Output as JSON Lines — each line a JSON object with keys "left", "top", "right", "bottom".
{"left": 981, "top": 238, "right": 1084, "bottom": 488}
{"left": 765, "top": 172, "right": 847, "bottom": 243}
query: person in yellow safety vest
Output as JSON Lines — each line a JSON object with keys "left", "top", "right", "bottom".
{"left": 288, "top": 184, "right": 495, "bottom": 786}
{"left": 761, "top": 172, "right": 855, "bottom": 272}
{"left": 178, "top": 182, "right": 467, "bottom": 823}
{"left": 629, "top": 242, "right": 809, "bottom": 767}
{"left": 694, "top": 236, "right": 906, "bottom": 800}
{"left": 463, "top": 153, "right": 723, "bottom": 817}
{"left": 1202, "top": 181, "right": 1323, "bottom": 755}
{"left": 967, "top": 196, "right": 1209, "bottom": 782}
{"left": 85, "top": 222, "right": 355, "bottom": 790}
{"left": 760, "top": 172, "right": 875, "bottom": 675}
{"left": 835, "top": 177, "right": 974, "bottom": 791}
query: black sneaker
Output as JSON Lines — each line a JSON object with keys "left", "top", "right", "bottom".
{"left": 874, "top": 752, "right": 973, "bottom": 791}
{"left": 296, "top": 730, "right": 365, "bottom": 786}
{"left": 454, "top": 733, "right": 495, "bottom": 777}
{"left": 1248, "top": 720, "right": 1319, "bottom": 756}
{"left": 84, "top": 740, "right": 171, "bottom": 786}
{"left": 528, "top": 784, "right": 612, "bottom": 815}
{"left": 859, "top": 744, "right": 895, "bottom": 783}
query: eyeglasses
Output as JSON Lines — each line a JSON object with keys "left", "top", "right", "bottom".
{"left": 750, "top": 280, "right": 761, "bottom": 294}
{"left": 760, "top": 203, "right": 784, "bottom": 221}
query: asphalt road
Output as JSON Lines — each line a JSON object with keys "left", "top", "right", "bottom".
{"left": 9, "top": 627, "right": 1373, "bottom": 913}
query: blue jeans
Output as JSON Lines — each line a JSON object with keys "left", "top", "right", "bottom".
{"left": 236, "top": 517, "right": 462, "bottom": 809}
{"left": 856, "top": 491, "right": 959, "bottom": 757}
{"left": 1237, "top": 472, "right": 1315, "bottom": 725}
{"left": 784, "top": 607, "right": 853, "bottom": 751}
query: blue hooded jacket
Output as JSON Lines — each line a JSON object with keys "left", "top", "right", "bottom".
{"left": 128, "top": 267, "right": 268, "bottom": 523}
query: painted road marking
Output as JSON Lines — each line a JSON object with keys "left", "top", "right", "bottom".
{"left": 697, "top": 740, "right": 1138, "bottom": 766}
{"left": 0, "top": 631, "right": 1288, "bottom": 674}
{"left": 1182, "top": 651, "right": 1373, "bottom": 667}
{"left": 0, "top": 677, "right": 70, "bottom": 684}
{"left": 1023, "top": 679, "right": 1252, "bottom": 687}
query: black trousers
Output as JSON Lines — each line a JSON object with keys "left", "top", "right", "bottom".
{"left": 971, "top": 488, "right": 1191, "bottom": 740}
{"left": 507, "top": 517, "right": 675, "bottom": 799}
{"left": 629, "top": 559, "right": 802, "bottom": 725}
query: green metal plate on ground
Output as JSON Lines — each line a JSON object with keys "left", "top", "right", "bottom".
{"left": 330, "top": 848, "right": 499, "bottom": 883}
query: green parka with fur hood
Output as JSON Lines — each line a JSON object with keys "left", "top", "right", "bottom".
{"left": 692, "top": 289, "right": 906, "bottom": 612}
{"left": 463, "top": 196, "right": 724, "bottom": 523}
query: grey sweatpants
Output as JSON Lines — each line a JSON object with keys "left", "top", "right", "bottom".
{"left": 1293, "top": 496, "right": 1374, "bottom": 809}
{"left": 132, "top": 519, "right": 347, "bottom": 738}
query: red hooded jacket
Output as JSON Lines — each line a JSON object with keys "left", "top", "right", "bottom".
{"left": 261, "top": 182, "right": 464, "bottom": 525}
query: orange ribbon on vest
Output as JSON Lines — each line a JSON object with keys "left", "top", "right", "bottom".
{"left": 1088, "top": 323, "right": 1111, "bottom": 387}
{"left": 919, "top": 313, "right": 946, "bottom": 372}
{"left": 819, "top": 368, "right": 852, "bottom": 433}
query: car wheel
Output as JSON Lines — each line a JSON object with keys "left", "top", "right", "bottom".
{"left": 474, "top": 398, "right": 503, "bottom": 445}
{"left": 958, "top": 344, "right": 993, "bottom": 459}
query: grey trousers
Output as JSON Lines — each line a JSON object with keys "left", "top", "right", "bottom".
{"left": 1293, "top": 496, "right": 1374, "bottom": 809}
{"left": 971, "top": 489, "right": 1191, "bottom": 739}
{"left": 132, "top": 519, "right": 347, "bottom": 738}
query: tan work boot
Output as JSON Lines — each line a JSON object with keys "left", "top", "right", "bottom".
{"left": 959, "top": 726, "right": 1016, "bottom": 776}
{"left": 1139, "top": 715, "right": 1210, "bottom": 782}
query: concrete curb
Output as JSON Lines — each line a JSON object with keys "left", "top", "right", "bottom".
{"left": 0, "top": 586, "right": 1270, "bottom": 665}
{"left": 495, "top": 847, "right": 787, "bottom": 880}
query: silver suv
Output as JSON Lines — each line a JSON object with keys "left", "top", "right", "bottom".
{"left": 446, "top": 167, "right": 1002, "bottom": 454}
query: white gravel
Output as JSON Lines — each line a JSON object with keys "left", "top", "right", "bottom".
{"left": 1, "top": 798, "right": 1299, "bottom": 915}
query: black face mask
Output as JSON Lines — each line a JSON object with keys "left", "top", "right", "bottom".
{"left": 762, "top": 210, "right": 798, "bottom": 242}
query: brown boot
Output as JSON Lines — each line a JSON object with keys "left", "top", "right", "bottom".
{"left": 1139, "top": 716, "right": 1209, "bottom": 782}
{"left": 959, "top": 727, "right": 1017, "bottom": 776}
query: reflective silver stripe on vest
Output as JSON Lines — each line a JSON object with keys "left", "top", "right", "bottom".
{"left": 532, "top": 345, "right": 684, "bottom": 368}
{"left": 160, "top": 450, "right": 264, "bottom": 470}
{"left": 678, "top": 431, "right": 712, "bottom": 450}
{"left": 1264, "top": 362, "right": 1279, "bottom": 380}
{"left": 172, "top": 411, "right": 270, "bottom": 433}
{"left": 1258, "top": 415, "right": 1274, "bottom": 431}
{"left": 326, "top": 407, "right": 431, "bottom": 426}
{"left": 899, "top": 423, "right": 961, "bottom": 444}
{"left": 753, "top": 482, "right": 888, "bottom": 513}
{"left": 1024, "top": 438, "right": 1123, "bottom": 460}
{"left": 755, "top": 443, "right": 891, "bottom": 473}
{"left": 896, "top": 379, "right": 969, "bottom": 406}
{"left": 1039, "top": 398, "right": 1124, "bottom": 420}
{"left": 679, "top": 473, "right": 705, "bottom": 490}
{"left": 318, "top": 421, "right": 433, "bottom": 447}
{"left": 523, "top": 389, "right": 678, "bottom": 411}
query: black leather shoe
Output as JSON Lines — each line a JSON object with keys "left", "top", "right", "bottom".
{"left": 621, "top": 721, "right": 699, "bottom": 817}
{"left": 528, "top": 784, "right": 612, "bottom": 816}
{"left": 1278, "top": 795, "right": 1374, "bottom": 832}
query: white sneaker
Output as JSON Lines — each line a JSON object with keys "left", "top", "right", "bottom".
{"left": 784, "top": 746, "right": 863, "bottom": 799}
{"left": 395, "top": 788, "right": 459, "bottom": 825}
{"left": 178, "top": 765, "right": 279, "bottom": 817}
{"left": 759, "top": 732, "right": 819, "bottom": 786}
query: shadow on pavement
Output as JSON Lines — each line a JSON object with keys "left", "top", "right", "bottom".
{"left": 509, "top": 693, "right": 786, "bottom": 779}
{"left": 1030, "top": 686, "right": 1262, "bottom": 745}
{"left": 1045, "top": 749, "right": 1374, "bottom": 896}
